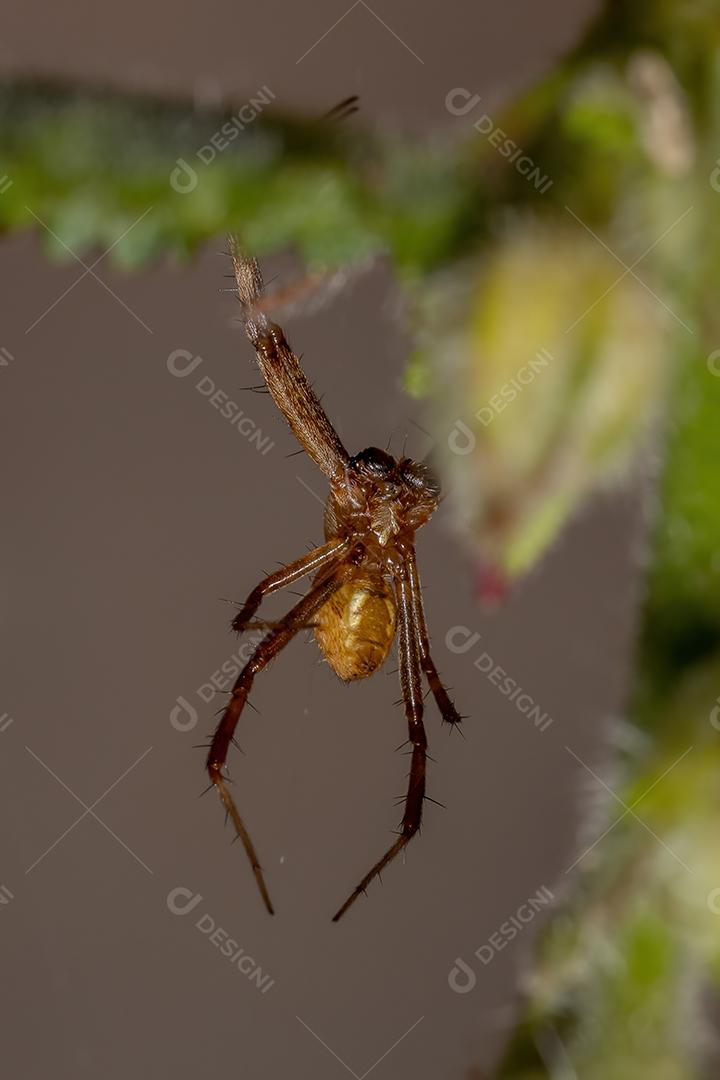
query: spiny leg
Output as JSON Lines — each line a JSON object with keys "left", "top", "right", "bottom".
{"left": 228, "top": 238, "right": 349, "bottom": 485}
{"left": 332, "top": 568, "right": 427, "bottom": 921}
{"left": 232, "top": 537, "right": 349, "bottom": 633}
{"left": 208, "top": 561, "right": 352, "bottom": 915}
{"left": 405, "top": 545, "right": 463, "bottom": 730}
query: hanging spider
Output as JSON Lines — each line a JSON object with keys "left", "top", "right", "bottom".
{"left": 206, "top": 238, "right": 463, "bottom": 921}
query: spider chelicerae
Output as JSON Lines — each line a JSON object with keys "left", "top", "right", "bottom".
{"left": 206, "top": 238, "right": 463, "bottom": 921}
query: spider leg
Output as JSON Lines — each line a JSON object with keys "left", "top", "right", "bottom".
{"left": 208, "top": 547, "right": 362, "bottom": 915}
{"left": 232, "top": 537, "right": 350, "bottom": 633}
{"left": 405, "top": 546, "right": 463, "bottom": 730}
{"left": 332, "top": 567, "right": 426, "bottom": 921}
{"left": 228, "top": 238, "right": 350, "bottom": 485}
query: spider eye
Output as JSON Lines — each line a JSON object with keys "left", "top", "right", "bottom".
{"left": 400, "top": 460, "right": 441, "bottom": 498}
{"left": 350, "top": 447, "right": 395, "bottom": 477}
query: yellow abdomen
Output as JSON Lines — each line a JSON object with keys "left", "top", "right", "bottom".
{"left": 314, "top": 572, "right": 396, "bottom": 681}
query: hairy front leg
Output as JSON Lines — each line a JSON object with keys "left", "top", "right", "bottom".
{"left": 228, "top": 238, "right": 350, "bottom": 484}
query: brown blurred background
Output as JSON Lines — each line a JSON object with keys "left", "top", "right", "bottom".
{"left": 0, "top": 2, "right": 654, "bottom": 1077}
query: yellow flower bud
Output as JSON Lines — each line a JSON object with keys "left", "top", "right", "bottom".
{"left": 421, "top": 221, "right": 672, "bottom": 585}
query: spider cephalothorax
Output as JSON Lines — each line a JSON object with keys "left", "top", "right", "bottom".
{"left": 330, "top": 447, "right": 440, "bottom": 548}
{"left": 206, "top": 239, "right": 463, "bottom": 921}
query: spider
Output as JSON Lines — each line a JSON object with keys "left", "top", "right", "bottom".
{"left": 206, "top": 238, "right": 463, "bottom": 921}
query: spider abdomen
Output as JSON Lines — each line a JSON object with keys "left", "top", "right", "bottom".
{"left": 314, "top": 571, "right": 396, "bottom": 682}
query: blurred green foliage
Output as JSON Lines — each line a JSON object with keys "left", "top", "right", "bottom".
{"left": 0, "top": 79, "right": 474, "bottom": 273}
{"left": 484, "top": 3, "right": 720, "bottom": 1077}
